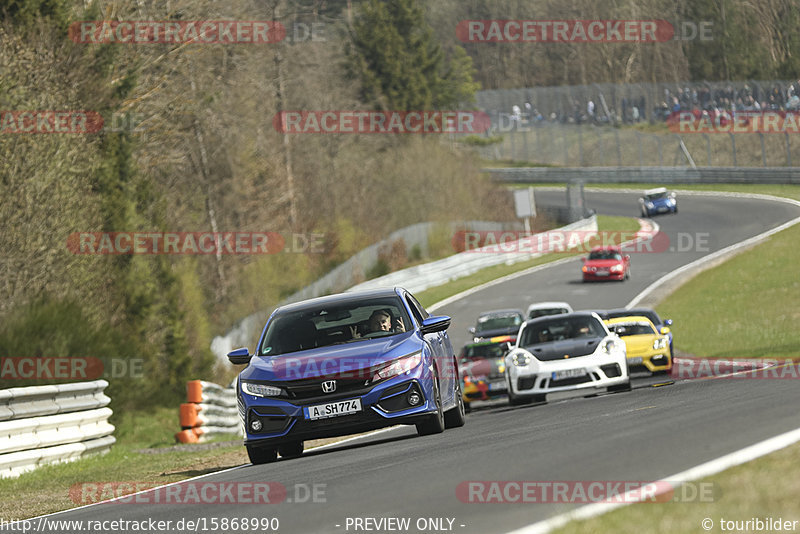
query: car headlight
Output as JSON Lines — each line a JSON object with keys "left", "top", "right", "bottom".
{"left": 374, "top": 351, "right": 422, "bottom": 381}
{"left": 653, "top": 337, "right": 668, "bottom": 350}
{"left": 512, "top": 353, "right": 531, "bottom": 367}
{"left": 610, "top": 264, "right": 623, "bottom": 272}
{"left": 603, "top": 339, "right": 617, "bottom": 353}
{"left": 241, "top": 382, "right": 284, "bottom": 397}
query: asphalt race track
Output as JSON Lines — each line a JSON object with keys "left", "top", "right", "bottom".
{"left": 45, "top": 190, "right": 800, "bottom": 534}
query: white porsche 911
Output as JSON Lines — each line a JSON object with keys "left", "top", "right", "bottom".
{"left": 504, "top": 312, "right": 631, "bottom": 405}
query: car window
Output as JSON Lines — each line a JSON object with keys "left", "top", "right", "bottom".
{"left": 462, "top": 342, "right": 507, "bottom": 360}
{"left": 258, "top": 296, "right": 412, "bottom": 356}
{"left": 609, "top": 322, "right": 657, "bottom": 336}
{"left": 405, "top": 293, "right": 429, "bottom": 324}
{"left": 528, "top": 307, "right": 569, "bottom": 319}
{"left": 588, "top": 250, "right": 620, "bottom": 260}
{"left": 476, "top": 312, "right": 522, "bottom": 333}
{"left": 520, "top": 316, "right": 604, "bottom": 348}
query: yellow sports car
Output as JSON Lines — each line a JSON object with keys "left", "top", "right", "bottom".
{"left": 604, "top": 316, "right": 672, "bottom": 374}
{"left": 460, "top": 335, "right": 513, "bottom": 411}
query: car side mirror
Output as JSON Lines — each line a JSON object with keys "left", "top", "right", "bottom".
{"left": 660, "top": 327, "right": 671, "bottom": 335}
{"left": 227, "top": 347, "right": 252, "bottom": 365}
{"left": 468, "top": 326, "right": 476, "bottom": 334}
{"left": 624, "top": 255, "right": 630, "bottom": 261}
{"left": 664, "top": 319, "right": 673, "bottom": 326}
{"left": 582, "top": 257, "right": 587, "bottom": 262}
{"left": 422, "top": 315, "right": 451, "bottom": 334}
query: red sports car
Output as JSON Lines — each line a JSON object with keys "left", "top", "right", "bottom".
{"left": 581, "top": 246, "right": 630, "bottom": 282}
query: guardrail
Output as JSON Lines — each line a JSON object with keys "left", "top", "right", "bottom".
{"left": 175, "top": 380, "right": 242, "bottom": 444}
{"left": 486, "top": 166, "right": 800, "bottom": 184}
{"left": 0, "top": 380, "right": 115, "bottom": 478}
{"left": 347, "top": 215, "right": 598, "bottom": 295}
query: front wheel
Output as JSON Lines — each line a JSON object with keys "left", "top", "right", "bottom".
{"left": 444, "top": 381, "right": 466, "bottom": 428}
{"left": 416, "top": 379, "right": 445, "bottom": 436}
{"left": 246, "top": 444, "right": 277, "bottom": 465}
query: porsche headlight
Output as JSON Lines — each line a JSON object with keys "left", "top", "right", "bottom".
{"left": 653, "top": 337, "right": 668, "bottom": 350}
{"left": 241, "top": 382, "right": 283, "bottom": 397}
{"left": 512, "top": 353, "right": 531, "bottom": 367}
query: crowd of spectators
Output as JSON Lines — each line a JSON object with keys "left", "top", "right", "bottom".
{"left": 502, "top": 79, "right": 800, "bottom": 129}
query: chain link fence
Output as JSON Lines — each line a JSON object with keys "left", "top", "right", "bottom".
{"left": 472, "top": 80, "right": 800, "bottom": 167}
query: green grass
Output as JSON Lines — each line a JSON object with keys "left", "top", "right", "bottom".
{"left": 416, "top": 215, "right": 641, "bottom": 308}
{"left": 551, "top": 440, "right": 800, "bottom": 534}
{"left": 655, "top": 222, "right": 800, "bottom": 360}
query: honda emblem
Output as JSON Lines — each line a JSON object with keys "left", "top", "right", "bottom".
{"left": 321, "top": 380, "right": 336, "bottom": 393}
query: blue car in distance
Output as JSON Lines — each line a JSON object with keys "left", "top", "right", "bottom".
{"left": 227, "top": 287, "right": 465, "bottom": 464}
{"left": 639, "top": 187, "right": 678, "bottom": 217}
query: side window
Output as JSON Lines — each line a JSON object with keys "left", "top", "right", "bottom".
{"left": 405, "top": 293, "right": 428, "bottom": 326}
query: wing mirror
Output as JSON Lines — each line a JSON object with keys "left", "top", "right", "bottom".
{"left": 422, "top": 315, "right": 451, "bottom": 334}
{"left": 227, "top": 347, "right": 252, "bottom": 365}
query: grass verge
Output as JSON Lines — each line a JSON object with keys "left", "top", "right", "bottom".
{"left": 550, "top": 440, "right": 800, "bottom": 534}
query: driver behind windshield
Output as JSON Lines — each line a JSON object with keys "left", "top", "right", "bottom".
{"left": 351, "top": 309, "right": 405, "bottom": 338}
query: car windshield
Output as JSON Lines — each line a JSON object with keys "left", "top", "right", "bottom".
{"left": 588, "top": 250, "right": 622, "bottom": 261}
{"left": 520, "top": 316, "right": 605, "bottom": 348}
{"left": 528, "top": 307, "right": 570, "bottom": 319}
{"left": 461, "top": 342, "right": 508, "bottom": 360}
{"left": 645, "top": 191, "right": 669, "bottom": 201}
{"left": 258, "top": 296, "right": 412, "bottom": 356}
{"left": 609, "top": 322, "right": 657, "bottom": 336}
{"left": 475, "top": 312, "right": 522, "bottom": 333}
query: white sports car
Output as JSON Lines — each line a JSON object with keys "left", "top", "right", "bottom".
{"left": 504, "top": 312, "right": 631, "bottom": 404}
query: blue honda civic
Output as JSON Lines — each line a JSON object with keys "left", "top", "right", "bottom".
{"left": 228, "top": 287, "right": 465, "bottom": 464}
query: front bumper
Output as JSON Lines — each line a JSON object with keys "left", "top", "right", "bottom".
{"left": 240, "top": 376, "right": 437, "bottom": 447}
{"left": 507, "top": 353, "right": 629, "bottom": 396}
{"left": 627, "top": 349, "right": 672, "bottom": 373}
{"left": 462, "top": 377, "right": 507, "bottom": 402}
{"left": 583, "top": 271, "right": 625, "bottom": 281}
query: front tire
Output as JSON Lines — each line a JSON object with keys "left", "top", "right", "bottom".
{"left": 416, "top": 379, "right": 445, "bottom": 436}
{"left": 246, "top": 444, "right": 277, "bottom": 465}
{"left": 444, "top": 381, "right": 466, "bottom": 428}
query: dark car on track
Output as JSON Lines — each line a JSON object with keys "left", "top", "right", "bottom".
{"left": 227, "top": 287, "right": 465, "bottom": 464}
{"left": 459, "top": 335, "right": 514, "bottom": 411}
{"left": 469, "top": 309, "right": 524, "bottom": 342}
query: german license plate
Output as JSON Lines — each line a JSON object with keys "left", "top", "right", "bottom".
{"left": 304, "top": 398, "right": 362, "bottom": 420}
{"left": 488, "top": 380, "right": 505, "bottom": 391}
{"left": 552, "top": 369, "right": 587, "bottom": 380}
{"left": 595, "top": 270, "right": 609, "bottom": 276}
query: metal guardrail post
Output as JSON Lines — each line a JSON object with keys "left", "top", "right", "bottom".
{"left": 702, "top": 133, "right": 711, "bottom": 166}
